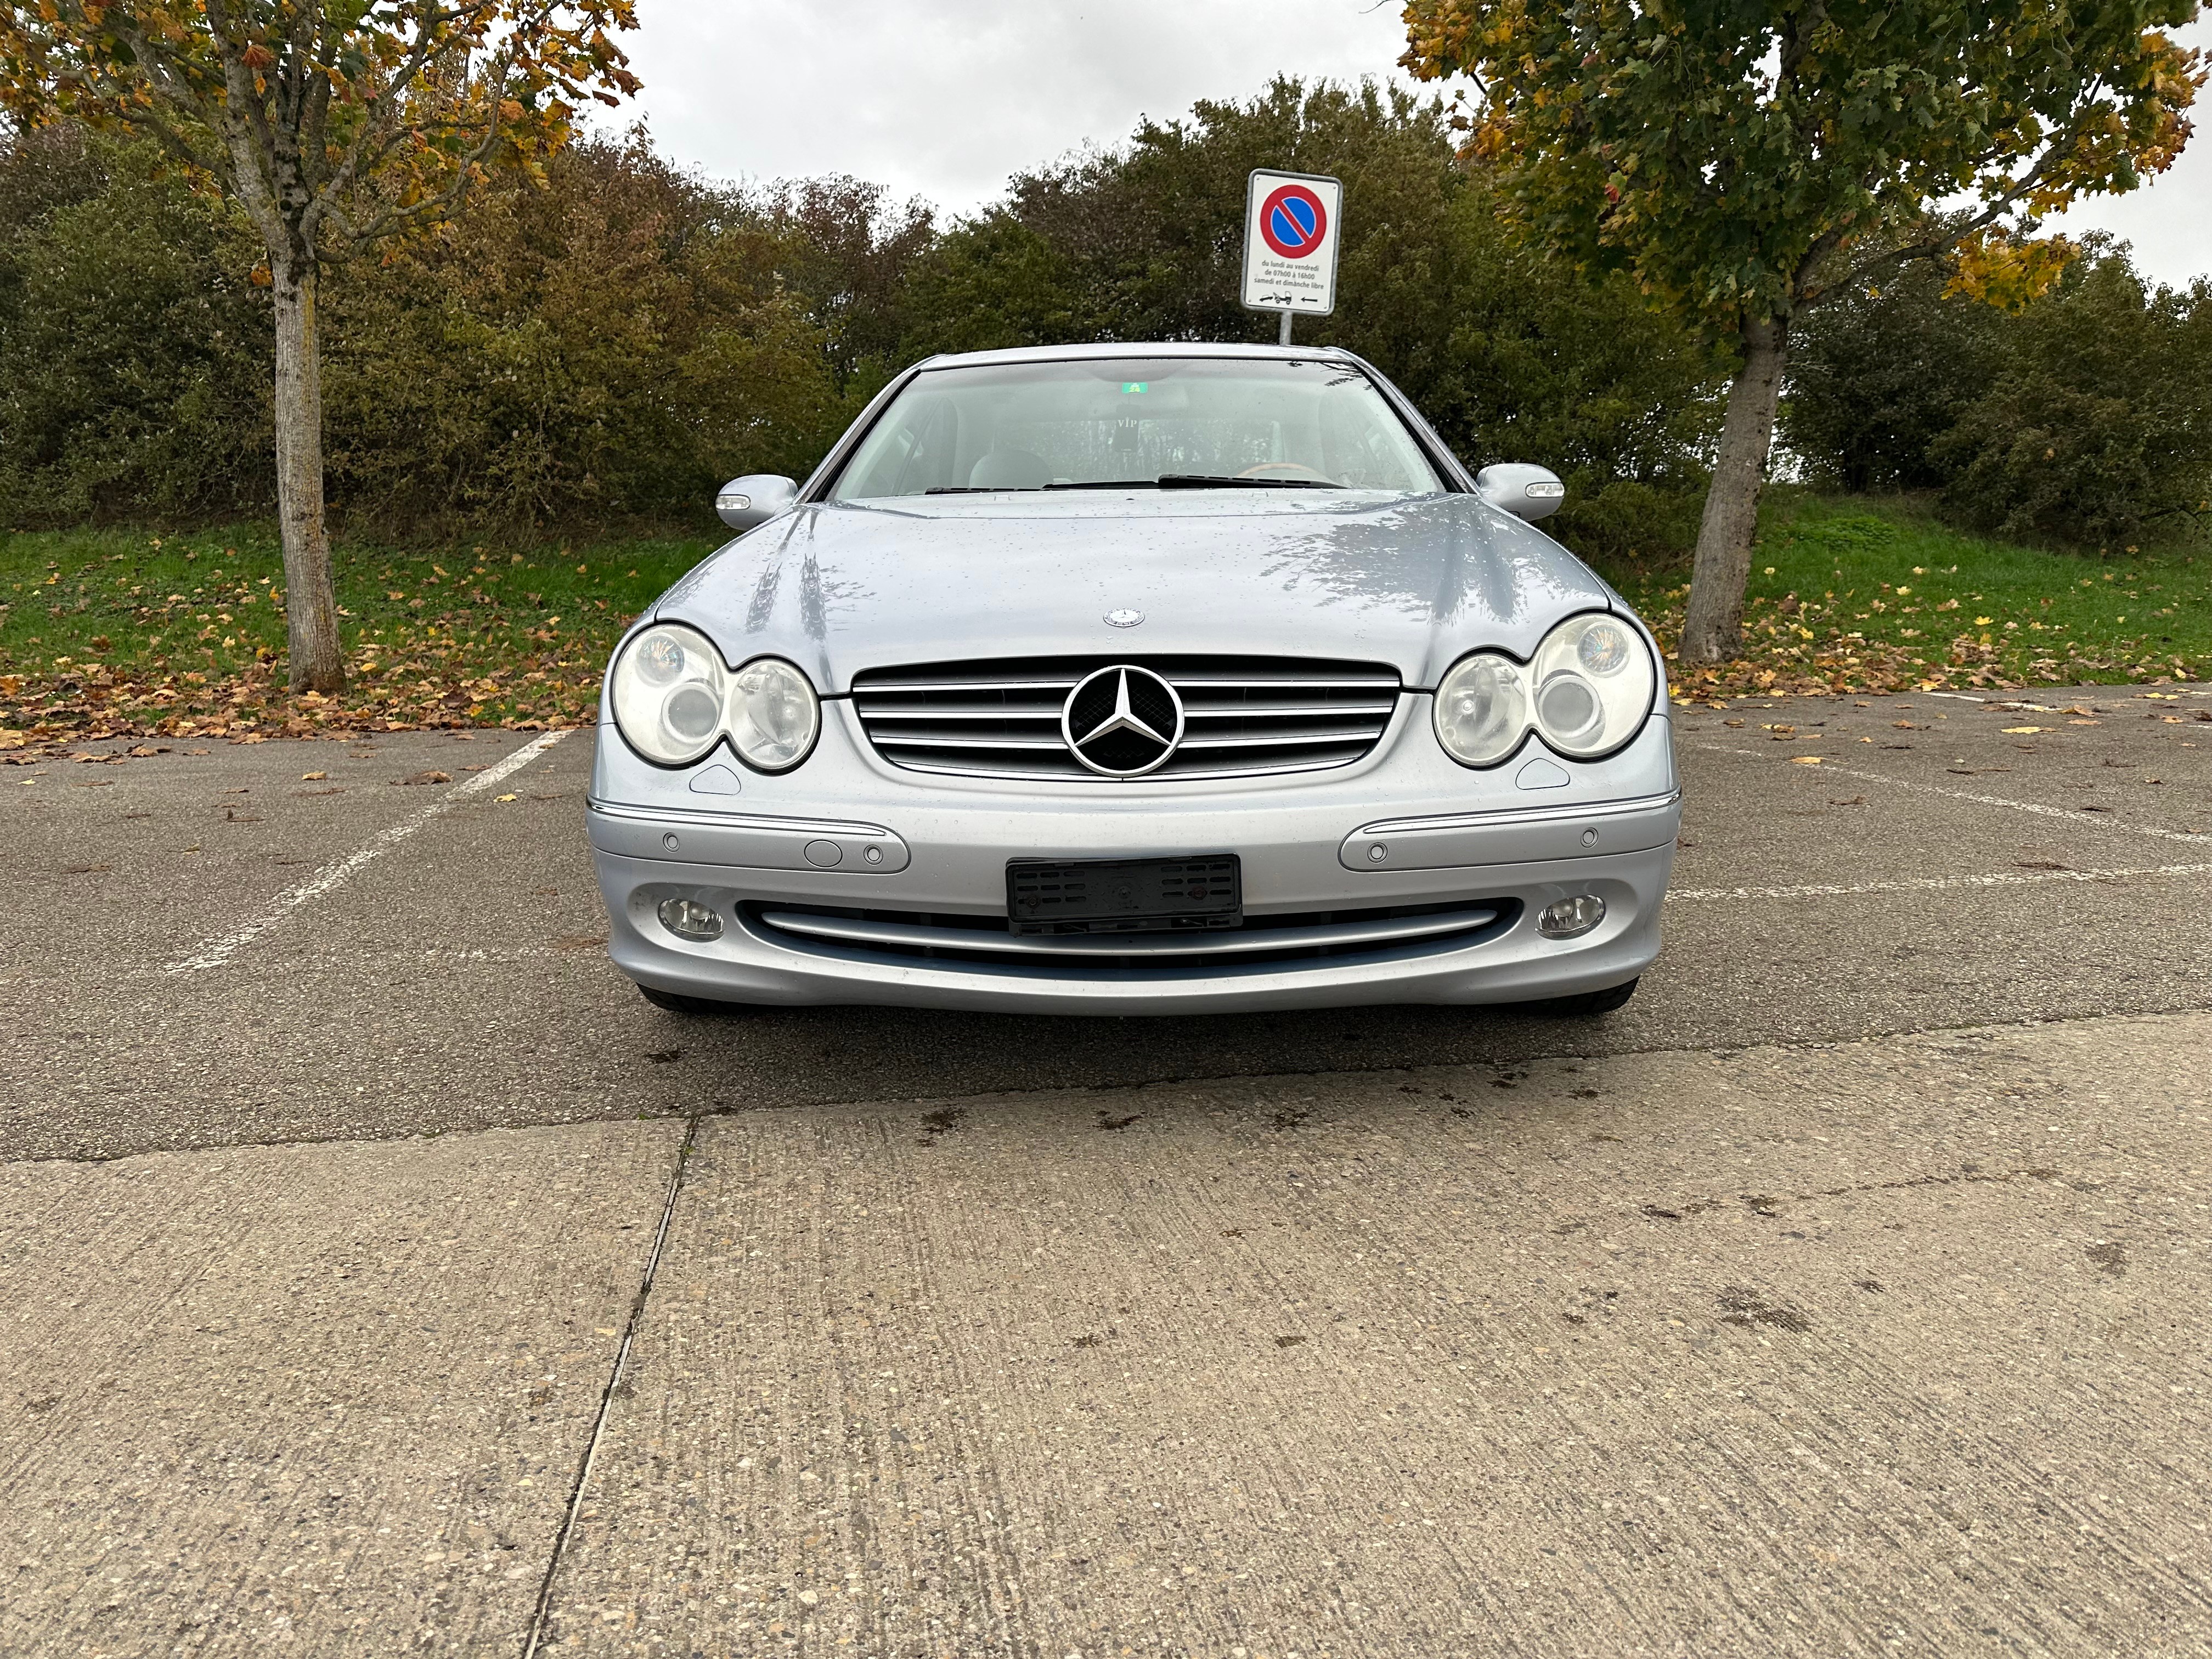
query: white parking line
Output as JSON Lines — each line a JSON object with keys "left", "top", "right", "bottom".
{"left": 163, "top": 729, "right": 571, "bottom": 975}
{"left": 1697, "top": 744, "right": 2212, "bottom": 846}
{"left": 1669, "top": 862, "right": 2212, "bottom": 903}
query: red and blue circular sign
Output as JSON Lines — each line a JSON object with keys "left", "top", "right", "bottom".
{"left": 1259, "top": 183, "right": 1329, "bottom": 259}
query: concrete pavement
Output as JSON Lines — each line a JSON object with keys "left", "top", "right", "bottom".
{"left": 3, "top": 685, "right": 2209, "bottom": 1655}
{"left": 542, "top": 1012, "right": 2212, "bottom": 1656}
{"left": 0, "top": 1121, "right": 685, "bottom": 1657}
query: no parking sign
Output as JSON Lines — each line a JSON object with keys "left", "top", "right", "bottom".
{"left": 1243, "top": 168, "right": 1342, "bottom": 328}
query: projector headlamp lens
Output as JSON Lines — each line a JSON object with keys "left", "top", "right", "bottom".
{"left": 1432, "top": 614, "right": 1656, "bottom": 769}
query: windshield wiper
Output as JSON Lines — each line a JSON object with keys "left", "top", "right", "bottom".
{"left": 1154, "top": 474, "right": 1340, "bottom": 489}
{"left": 932, "top": 475, "right": 1343, "bottom": 494}
{"left": 1035, "top": 475, "right": 1342, "bottom": 491}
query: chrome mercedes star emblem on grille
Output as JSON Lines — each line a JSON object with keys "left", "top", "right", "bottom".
{"left": 1062, "top": 665, "right": 1184, "bottom": 777}
{"left": 1104, "top": 608, "right": 1144, "bottom": 628}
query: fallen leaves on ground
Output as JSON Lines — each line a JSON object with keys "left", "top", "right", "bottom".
{"left": 1651, "top": 593, "right": 2203, "bottom": 707}
{"left": 0, "top": 651, "right": 594, "bottom": 759}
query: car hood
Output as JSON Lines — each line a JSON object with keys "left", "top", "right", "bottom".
{"left": 654, "top": 490, "right": 1619, "bottom": 692}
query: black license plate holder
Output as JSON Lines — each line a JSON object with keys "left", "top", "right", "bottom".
{"left": 1007, "top": 855, "right": 1242, "bottom": 936}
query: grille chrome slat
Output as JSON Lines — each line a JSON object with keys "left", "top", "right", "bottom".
{"left": 871, "top": 734, "right": 1073, "bottom": 752}
{"left": 1170, "top": 677, "right": 1400, "bottom": 690}
{"left": 853, "top": 653, "right": 1399, "bottom": 782}
{"left": 1177, "top": 730, "right": 1382, "bottom": 751}
{"left": 1180, "top": 700, "right": 1397, "bottom": 719}
{"left": 884, "top": 754, "right": 1365, "bottom": 782}
{"left": 852, "top": 678, "right": 1083, "bottom": 695}
{"left": 858, "top": 707, "right": 1064, "bottom": 723}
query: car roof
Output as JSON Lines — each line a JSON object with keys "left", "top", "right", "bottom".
{"left": 912, "top": 341, "right": 1359, "bottom": 370}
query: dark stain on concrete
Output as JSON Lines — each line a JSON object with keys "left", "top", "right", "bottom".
{"left": 1718, "top": 1288, "right": 1813, "bottom": 1333}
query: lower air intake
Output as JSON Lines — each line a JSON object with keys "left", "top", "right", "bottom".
{"left": 744, "top": 899, "right": 1516, "bottom": 974}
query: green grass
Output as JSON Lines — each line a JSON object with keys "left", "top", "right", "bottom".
{"left": 1603, "top": 492, "right": 2211, "bottom": 698}
{"left": 1, "top": 522, "right": 719, "bottom": 742}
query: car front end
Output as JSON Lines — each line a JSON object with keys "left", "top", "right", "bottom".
{"left": 586, "top": 343, "right": 1679, "bottom": 1016}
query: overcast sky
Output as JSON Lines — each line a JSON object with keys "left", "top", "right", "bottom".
{"left": 623, "top": 2, "right": 2210, "bottom": 287}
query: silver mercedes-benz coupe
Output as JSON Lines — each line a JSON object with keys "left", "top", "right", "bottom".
{"left": 588, "top": 342, "right": 1679, "bottom": 1017}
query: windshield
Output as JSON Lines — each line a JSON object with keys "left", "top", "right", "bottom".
{"left": 827, "top": 357, "right": 1445, "bottom": 500}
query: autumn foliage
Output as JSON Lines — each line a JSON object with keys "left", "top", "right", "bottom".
{"left": 1402, "top": 0, "right": 2205, "bottom": 662}
{"left": 0, "top": 0, "right": 645, "bottom": 693}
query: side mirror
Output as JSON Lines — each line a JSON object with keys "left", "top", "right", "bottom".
{"left": 1475, "top": 463, "right": 1566, "bottom": 522}
{"left": 715, "top": 474, "right": 798, "bottom": 532}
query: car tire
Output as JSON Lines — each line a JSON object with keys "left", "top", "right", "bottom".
{"left": 1514, "top": 977, "right": 1639, "bottom": 1017}
{"left": 637, "top": 984, "right": 744, "bottom": 1016}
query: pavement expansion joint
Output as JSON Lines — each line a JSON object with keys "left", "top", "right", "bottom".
{"left": 520, "top": 1110, "right": 699, "bottom": 1659}
{"left": 529, "top": 1112, "right": 697, "bottom": 1659}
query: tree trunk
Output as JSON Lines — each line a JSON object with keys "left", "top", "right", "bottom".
{"left": 1680, "top": 316, "right": 1790, "bottom": 664}
{"left": 270, "top": 253, "right": 347, "bottom": 694}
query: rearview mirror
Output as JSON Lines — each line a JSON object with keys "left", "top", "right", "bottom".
{"left": 1475, "top": 464, "right": 1566, "bottom": 523}
{"left": 715, "top": 474, "right": 798, "bottom": 532}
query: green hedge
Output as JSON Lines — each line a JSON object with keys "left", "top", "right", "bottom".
{"left": 1, "top": 89, "right": 1724, "bottom": 558}
{"left": 7, "top": 86, "right": 2203, "bottom": 563}
{"left": 1785, "top": 244, "right": 2212, "bottom": 550}
{"left": 0, "top": 130, "right": 887, "bottom": 537}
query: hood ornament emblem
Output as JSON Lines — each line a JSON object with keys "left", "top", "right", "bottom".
{"left": 1104, "top": 608, "right": 1144, "bottom": 628}
{"left": 1063, "top": 665, "right": 1184, "bottom": 777}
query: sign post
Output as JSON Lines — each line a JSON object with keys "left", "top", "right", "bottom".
{"left": 1242, "top": 169, "right": 1342, "bottom": 345}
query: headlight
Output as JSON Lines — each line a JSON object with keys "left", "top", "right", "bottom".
{"left": 1432, "top": 613, "right": 1654, "bottom": 768}
{"left": 611, "top": 627, "right": 823, "bottom": 771}
{"left": 1529, "top": 613, "right": 1654, "bottom": 757}
{"left": 611, "top": 624, "right": 728, "bottom": 766}
{"left": 1433, "top": 652, "right": 1532, "bottom": 766}
{"left": 727, "top": 656, "right": 819, "bottom": 771}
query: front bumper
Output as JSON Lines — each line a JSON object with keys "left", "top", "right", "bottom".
{"left": 588, "top": 697, "right": 1680, "bottom": 1015}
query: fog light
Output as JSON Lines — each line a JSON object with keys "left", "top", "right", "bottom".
{"left": 1538, "top": 895, "right": 1606, "bottom": 939}
{"left": 657, "top": 898, "right": 723, "bottom": 942}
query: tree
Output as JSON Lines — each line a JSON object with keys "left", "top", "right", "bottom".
{"left": 1782, "top": 241, "right": 2006, "bottom": 494}
{"left": 1402, "top": 0, "right": 2203, "bottom": 661}
{"left": 316, "top": 134, "right": 855, "bottom": 533}
{"left": 1932, "top": 249, "right": 2212, "bottom": 545}
{"left": 0, "top": 2, "right": 639, "bottom": 691}
{"left": 749, "top": 176, "right": 934, "bottom": 396}
{"left": 0, "top": 125, "right": 271, "bottom": 526}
